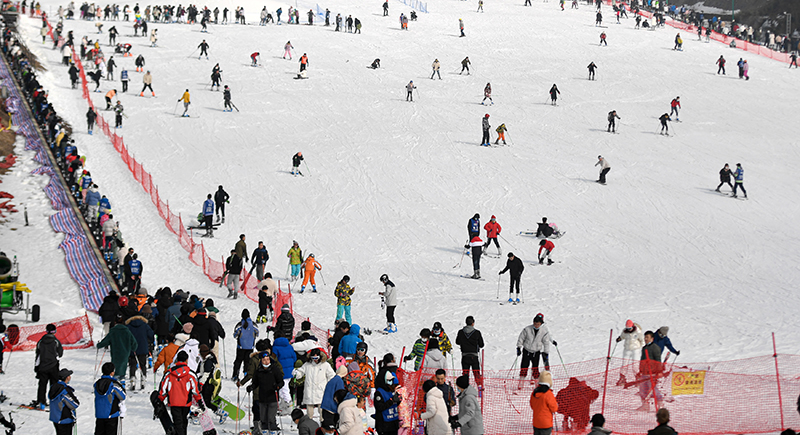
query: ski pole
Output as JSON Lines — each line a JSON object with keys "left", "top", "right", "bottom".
{"left": 510, "top": 354, "right": 519, "bottom": 370}
{"left": 236, "top": 386, "right": 241, "bottom": 434}
{"left": 186, "top": 46, "right": 199, "bottom": 58}
{"left": 94, "top": 348, "right": 107, "bottom": 378}
{"left": 230, "top": 102, "right": 239, "bottom": 112}
{"left": 222, "top": 337, "right": 228, "bottom": 378}
{"left": 610, "top": 339, "right": 618, "bottom": 358}
{"left": 303, "top": 160, "right": 312, "bottom": 176}
{"left": 453, "top": 244, "right": 467, "bottom": 269}
{"left": 499, "top": 234, "right": 518, "bottom": 251}
{"left": 555, "top": 344, "right": 569, "bottom": 377}
{"left": 496, "top": 274, "right": 501, "bottom": 299}
{"left": 172, "top": 100, "right": 179, "bottom": 115}
{"left": 319, "top": 269, "right": 326, "bottom": 285}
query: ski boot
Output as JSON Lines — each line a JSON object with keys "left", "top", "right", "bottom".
{"left": 215, "top": 408, "right": 229, "bottom": 424}
{"left": 390, "top": 323, "right": 398, "bottom": 333}
{"left": 547, "top": 259, "right": 554, "bottom": 265}
{"left": 383, "top": 323, "right": 392, "bottom": 334}
{"left": 515, "top": 297, "right": 520, "bottom": 303}
{"left": 300, "top": 285, "right": 305, "bottom": 293}
{"left": 140, "top": 378, "right": 146, "bottom": 390}
{"left": 312, "top": 285, "right": 317, "bottom": 293}
{"left": 508, "top": 297, "right": 513, "bottom": 303}
{"left": 189, "top": 410, "right": 200, "bottom": 425}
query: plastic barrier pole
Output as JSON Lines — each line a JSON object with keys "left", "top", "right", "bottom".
{"left": 772, "top": 332, "right": 785, "bottom": 431}
{"left": 601, "top": 328, "right": 612, "bottom": 414}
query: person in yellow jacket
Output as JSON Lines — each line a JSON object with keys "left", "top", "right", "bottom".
{"left": 105, "top": 88, "right": 117, "bottom": 109}
{"left": 301, "top": 253, "right": 321, "bottom": 293}
{"left": 287, "top": 240, "right": 303, "bottom": 282}
{"left": 178, "top": 89, "right": 191, "bottom": 117}
{"left": 495, "top": 123, "right": 508, "bottom": 145}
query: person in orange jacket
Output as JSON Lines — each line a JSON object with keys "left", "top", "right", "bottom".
{"left": 482, "top": 215, "right": 502, "bottom": 255}
{"left": 105, "top": 88, "right": 117, "bottom": 109}
{"left": 301, "top": 253, "right": 321, "bottom": 293}
{"left": 299, "top": 53, "right": 309, "bottom": 72}
{"left": 529, "top": 371, "right": 558, "bottom": 434}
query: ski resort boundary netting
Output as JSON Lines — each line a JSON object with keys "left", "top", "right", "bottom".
{"left": 397, "top": 353, "right": 800, "bottom": 435}
{"left": 3, "top": 313, "right": 94, "bottom": 352}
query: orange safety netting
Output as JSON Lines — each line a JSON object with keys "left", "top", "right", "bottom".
{"left": 3, "top": 313, "right": 94, "bottom": 351}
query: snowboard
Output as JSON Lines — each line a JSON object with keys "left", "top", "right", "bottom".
{"left": 150, "top": 390, "right": 177, "bottom": 435}
{"left": 212, "top": 396, "right": 245, "bottom": 421}
{"left": 199, "top": 407, "right": 218, "bottom": 435}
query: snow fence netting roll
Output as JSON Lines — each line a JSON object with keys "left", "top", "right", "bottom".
{"left": 5, "top": 313, "right": 94, "bottom": 351}
{"left": 397, "top": 355, "right": 800, "bottom": 435}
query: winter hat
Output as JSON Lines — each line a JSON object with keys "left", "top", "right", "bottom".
{"left": 118, "top": 296, "right": 129, "bottom": 307}
{"left": 658, "top": 326, "right": 669, "bottom": 337}
{"left": 356, "top": 341, "right": 368, "bottom": 353}
{"left": 591, "top": 413, "right": 605, "bottom": 427}
{"left": 199, "top": 344, "right": 210, "bottom": 357}
{"left": 432, "top": 321, "right": 443, "bottom": 332}
{"left": 196, "top": 308, "right": 207, "bottom": 317}
{"left": 625, "top": 319, "right": 634, "bottom": 329}
{"left": 205, "top": 298, "right": 214, "bottom": 308}
{"left": 534, "top": 313, "right": 544, "bottom": 324}
{"left": 175, "top": 333, "right": 189, "bottom": 345}
{"left": 473, "top": 213, "right": 480, "bottom": 219}
{"left": 101, "top": 362, "right": 115, "bottom": 376}
{"left": 281, "top": 304, "right": 290, "bottom": 312}
{"left": 539, "top": 239, "right": 547, "bottom": 246}
{"left": 301, "top": 320, "right": 312, "bottom": 331}
{"left": 490, "top": 215, "right": 496, "bottom": 219}
{"left": 137, "top": 286, "right": 148, "bottom": 296}
{"left": 538, "top": 370, "right": 553, "bottom": 387}
{"left": 342, "top": 275, "right": 350, "bottom": 283}
{"left": 335, "top": 364, "right": 348, "bottom": 377}
{"left": 241, "top": 308, "right": 251, "bottom": 319}
{"left": 255, "top": 339, "right": 271, "bottom": 352}
{"left": 46, "top": 323, "right": 57, "bottom": 333}
{"left": 348, "top": 361, "right": 360, "bottom": 372}
{"left": 141, "top": 304, "right": 152, "bottom": 315}
{"left": 456, "top": 375, "right": 470, "bottom": 389}
{"left": 58, "top": 368, "right": 74, "bottom": 380}
{"left": 291, "top": 409, "right": 304, "bottom": 422}
{"left": 422, "top": 379, "right": 436, "bottom": 393}
{"left": 182, "top": 323, "right": 194, "bottom": 334}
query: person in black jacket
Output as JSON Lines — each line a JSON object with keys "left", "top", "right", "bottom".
{"left": 98, "top": 291, "right": 120, "bottom": 336}
{"left": 535, "top": 217, "right": 555, "bottom": 238}
{"left": 247, "top": 352, "right": 285, "bottom": 433}
{"left": 122, "top": 248, "right": 134, "bottom": 293}
{"left": 499, "top": 253, "right": 525, "bottom": 303}
{"left": 329, "top": 321, "right": 350, "bottom": 361}
{"left": 715, "top": 163, "right": 733, "bottom": 192}
{"left": 214, "top": 185, "right": 229, "bottom": 223}
{"left": 375, "top": 352, "right": 398, "bottom": 392}
{"left": 33, "top": 324, "right": 64, "bottom": 407}
{"left": 455, "top": 316, "right": 484, "bottom": 387}
{"left": 189, "top": 309, "right": 217, "bottom": 348}
{"left": 269, "top": 304, "right": 295, "bottom": 341}
{"left": 154, "top": 288, "right": 172, "bottom": 343}
{"left": 225, "top": 250, "right": 244, "bottom": 299}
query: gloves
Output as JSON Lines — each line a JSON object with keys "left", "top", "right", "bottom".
{"left": 451, "top": 421, "right": 461, "bottom": 429}
{"left": 616, "top": 337, "right": 622, "bottom": 343}
{"left": 675, "top": 350, "right": 680, "bottom": 356}
{"left": 516, "top": 347, "right": 521, "bottom": 356}
{"left": 449, "top": 416, "right": 458, "bottom": 424}
{"left": 552, "top": 340, "right": 558, "bottom": 347}
{"left": 499, "top": 270, "right": 504, "bottom": 275}
{"left": 403, "top": 355, "right": 414, "bottom": 362}
{"left": 391, "top": 394, "right": 402, "bottom": 404}
{"left": 246, "top": 385, "right": 254, "bottom": 393}
{"left": 464, "top": 245, "right": 469, "bottom": 249}
{"left": 266, "top": 326, "right": 274, "bottom": 332}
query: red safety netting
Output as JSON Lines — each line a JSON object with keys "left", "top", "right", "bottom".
{"left": 3, "top": 313, "right": 94, "bottom": 352}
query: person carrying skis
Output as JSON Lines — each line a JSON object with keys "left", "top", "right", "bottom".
{"left": 659, "top": 113, "right": 671, "bottom": 135}
{"left": 378, "top": 274, "right": 398, "bottom": 333}
{"left": 467, "top": 213, "right": 480, "bottom": 239}
{"left": 715, "top": 163, "right": 733, "bottom": 192}
{"left": 599, "top": 31, "right": 607, "bottom": 46}
{"left": 211, "top": 64, "right": 222, "bottom": 90}
{"left": 292, "top": 152, "right": 304, "bottom": 175}
{"left": 499, "top": 252, "right": 524, "bottom": 303}
{"left": 287, "top": 240, "right": 303, "bottom": 280}
{"left": 716, "top": 55, "right": 726, "bottom": 74}
{"left": 178, "top": 89, "right": 191, "bottom": 117}
{"left": 483, "top": 215, "right": 501, "bottom": 255}
{"left": 538, "top": 239, "right": 555, "bottom": 265}
{"left": 251, "top": 52, "right": 260, "bottom": 66}
{"left": 135, "top": 54, "right": 145, "bottom": 72}
{"left": 481, "top": 114, "right": 491, "bottom": 146}
{"left": 431, "top": 59, "right": 441, "bottom": 80}
{"left": 460, "top": 56, "right": 470, "bottom": 75}
{"left": 606, "top": 110, "right": 619, "bottom": 133}
{"left": 549, "top": 84, "right": 560, "bottom": 105}
{"left": 516, "top": 313, "right": 556, "bottom": 380}
{"left": 223, "top": 85, "right": 233, "bottom": 111}
{"left": 94, "top": 362, "right": 126, "bottom": 435}
{"left": 465, "top": 235, "right": 483, "bottom": 279}
{"left": 113, "top": 100, "right": 124, "bottom": 128}
{"left": 495, "top": 123, "right": 508, "bottom": 145}
{"left": 299, "top": 53, "right": 309, "bottom": 72}
{"left": 406, "top": 81, "right": 416, "bottom": 102}
{"left": 202, "top": 193, "right": 214, "bottom": 236}
{"left": 669, "top": 97, "right": 680, "bottom": 119}
{"left": 301, "top": 253, "right": 322, "bottom": 293}
{"left": 49, "top": 369, "right": 80, "bottom": 435}
{"left": 587, "top": 62, "right": 597, "bottom": 80}
{"left": 198, "top": 39, "right": 209, "bottom": 59}
{"left": 214, "top": 185, "right": 229, "bottom": 222}
{"left": 482, "top": 83, "right": 492, "bottom": 105}
{"left": 158, "top": 351, "right": 204, "bottom": 435}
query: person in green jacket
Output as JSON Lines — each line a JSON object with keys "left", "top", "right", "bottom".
{"left": 334, "top": 275, "right": 355, "bottom": 324}
{"left": 287, "top": 240, "right": 303, "bottom": 282}
{"left": 97, "top": 317, "right": 139, "bottom": 381}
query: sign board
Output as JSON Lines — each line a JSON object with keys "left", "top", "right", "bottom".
{"left": 671, "top": 371, "right": 706, "bottom": 396}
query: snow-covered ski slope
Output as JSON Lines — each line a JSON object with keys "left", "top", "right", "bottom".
{"left": 24, "top": 0, "right": 800, "bottom": 377}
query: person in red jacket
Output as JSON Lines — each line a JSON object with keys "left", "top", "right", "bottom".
{"left": 530, "top": 371, "right": 558, "bottom": 434}
{"left": 669, "top": 97, "right": 681, "bottom": 120}
{"left": 251, "top": 52, "right": 260, "bottom": 66}
{"left": 158, "top": 351, "right": 204, "bottom": 435}
{"left": 482, "top": 215, "right": 502, "bottom": 255}
{"left": 538, "top": 239, "right": 555, "bottom": 265}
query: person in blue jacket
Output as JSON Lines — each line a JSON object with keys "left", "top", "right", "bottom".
{"left": 49, "top": 368, "right": 80, "bottom": 435}
{"left": 321, "top": 364, "right": 348, "bottom": 427}
{"left": 732, "top": 163, "right": 747, "bottom": 199}
{"left": 232, "top": 309, "right": 259, "bottom": 381}
{"left": 653, "top": 326, "right": 679, "bottom": 360}
{"left": 98, "top": 195, "right": 111, "bottom": 219}
{"left": 94, "top": 362, "right": 126, "bottom": 435}
{"left": 202, "top": 194, "right": 215, "bottom": 236}
{"left": 272, "top": 337, "right": 297, "bottom": 406}
{"left": 85, "top": 185, "right": 102, "bottom": 224}
{"left": 338, "top": 324, "right": 362, "bottom": 359}
{"left": 467, "top": 213, "right": 480, "bottom": 239}
{"left": 127, "top": 254, "right": 142, "bottom": 293}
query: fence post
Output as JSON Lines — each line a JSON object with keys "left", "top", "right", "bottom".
{"left": 410, "top": 339, "right": 432, "bottom": 430}
{"left": 772, "top": 332, "right": 785, "bottom": 431}
{"left": 601, "top": 328, "right": 612, "bottom": 414}
{"left": 481, "top": 348, "right": 485, "bottom": 411}
{"left": 645, "top": 349, "right": 659, "bottom": 410}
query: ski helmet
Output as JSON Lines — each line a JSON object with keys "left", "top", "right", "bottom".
{"left": 485, "top": 113, "right": 489, "bottom": 118}
{"left": 119, "top": 296, "right": 129, "bottom": 307}
{"left": 625, "top": 319, "right": 634, "bottom": 329}
{"left": 308, "top": 253, "right": 314, "bottom": 258}
{"left": 539, "top": 239, "right": 547, "bottom": 246}
{"left": 379, "top": 274, "right": 388, "bottom": 283}
{"left": 534, "top": 313, "right": 544, "bottom": 323}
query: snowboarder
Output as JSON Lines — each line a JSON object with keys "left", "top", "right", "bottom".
{"left": 482, "top": 83, "right": 492, "bottom": 105}
{"left": 659, "top": 113, "right": 671, "bottom": 135}
{"left": 431, "top": 59, "right": 442, "bottom": 80}
{"left": 202, "top": 193, "right": 214, "bottom": 236}
{"left": 299, "top": 53, "right": 309, "bottom": 72}
{"left": 516, "top": 313, "right": 556, "bottom": 380}
{"left": 481, "top": 114, "right": 491, "bottom": 146}
{"left": 595, "top": 155, "right": 610, "bottom": 184}
{"left": 495, "top": 123, "right": 508, "bottom": 144}
{"left": 113, "top": 100, "right": 124, "bottom": 128}
{"left": 178, "top": 89, "right": 191, "bottom": 117}
{"left": 291, "top": 152, "right": 304, "bottom": 175}
{"left": 732, "top": 163, "right": 747, "bottom": 198}
{"left": 673, "top": 33, "right": 683, "bottom": 50}
{"left": 599, "top": 31, "right": 607, "bottom": 46}
{"left": 214, "top": 185, "right": 229, "bottom": 222}
{"left": 198, "top": 39, "right": 209, "bottom": 59}
{"left": 607, "top": 110, "right": 620, "bottom": 133}
{"left": 465, "top": 236, "right": 483, "bottom": 279}
{"left": 467, "top": 213, "right": 480, "bottom": 239}
{"left": 538, "top": 239, "right": 555, "bottom": 265}
{"left": 549, "top": 84, "right": 560, "bottom": 105}
{"left": 669, "top": 97, "right": 680, "bottom": 120}
{"left": 716, "top": 55, "right": 726, "bottom": 74}
{"left": 406, "top": 81, "right": 416, "bottom": 102}
{"left": 283, "top": 41, "right": 293, "bottom": 59}
{"left": 460, "top": 56, "right": 471, "bottom": 74}
{"left": 223, "top": 85, "right": 233, "bottom": 111}
{"left": 483, "top": 215, "right": 501, "bottom": 254}
{"left": 300, "top": 253, "right": 321, "bottom": 293}
{"left": 459, "top": 18, "right": 465, "bottom": 37}
{"left": 587, "top": 61, "right": 597, "bottom": 80}
{"left": 251, "top": 51, "right": 260, "bottom": 66}
{"left": 378, "top": 274, "right": 398, "bottom": 333}
{"left": 287, "top": 240, "right": 303, "bottom": 281}
{"left": 499, "top": 252, "right": 524, "bottom": 303}
{"left": 715, "top": 163, "right": 733, "bottom": 192}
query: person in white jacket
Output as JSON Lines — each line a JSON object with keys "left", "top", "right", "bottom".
{"left": 293, "top": 348, "right": 335, "bottom": 420}
{"left": 423, "top": 339, "right": 447, "bottom": 373}
{"left": 379, "top": 274, "right": 398, "bottom": 333}
{"left": 172, "top": 337, "right": 202, "bottom": 372}
{"left": 515, "top": 313, "right": 556, "bottom": 380}
{"left": 337, "top": 392, "right": 366, "bottom": 435}
{"left": 421, "top": 380, "right": 452, "bottom": 435}
{"left": 615, "top": 319, "right": 644, "bottom": 383}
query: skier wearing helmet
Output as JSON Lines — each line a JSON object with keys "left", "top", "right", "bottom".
{"left": 292, "top": 152, "right": 304, "bottom": 176}
{"left": 301, "top": 253, "right": 322, "bottom": 293}
{"left": 378, "top": 274, "right": 397, "bottom": 333}
{"left": 481, "top": 114, "right": 491, "bottom": 146}
{"left": 482, "top": 83, "right": 492, "bottom": 105}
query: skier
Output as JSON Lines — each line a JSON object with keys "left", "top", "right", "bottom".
{"left": 732, "top": 163, "right": 747, "bottom": 198}
{"left": 104, "top": 88, "right": 117, "bottom": 109}
{"left": 431, "top": 59, "right": 441, "bottom": 80}
{"left": 737, "top": 57, "right": 744, "bottom": 78}
{"left": 120, "top": 68, "right": 128, "bottom": 92}
{"left": 134, "top": 54, "right": 145, "bottom": 72}
{"left": 595, "top": 11, "right": 602, "bottom": 26}
{"left": 635, "top": 15, "right": 641, "bottom": 29}
{"left": 198, "top": 39, "right": 209, "bottom": 59}
{"left": 287, "top": 240, "right": 303, "bottom": 281}
{"left": 68, "top": 62, "right": 79, "bottom": 88}
{"left": 459, "top": 18, "right": 465, "bottom": 37}
{"left": 742, "top": 60, "right": 749, "bottom": 80}
{"left": 291, "top": 152, "right": 304, "bottom": 175}
{"left": 669, "top": 97, "right": 680, "bottom": 120}
{"left": 549, "top": 84, "right": 560, "bottom": 105}
{"left": 256, "top": 273, "right": 277, "bottom": 322}
{"left": 477, "top": 0, "right": 484, "bottom": 12}
{"left": 483, "top": 215, "right": 501, "bottom": 255}
{"left": 214, "top": 185, "right": 229, "bottom": 222}
{"left": 595, "top": 155, "right": 611, "bottom": 184}
{"left": 250, "top": 51, "right": 260, "bottom": 66}
{"left": 605, "top": 110, "right": 620, "bottom": 133}
{"left": 615, "top": 319, "right": 644, "bottom": 372}
{"left": 599, "top": 31, "right": 607, "bottom": 46}
{"left": 460, "top": 56, "right": 470, "bottom": 75}
{"left": 715, "top": 163, "right": 733, "bottom": 192}
{"left": 106, "top": 55, "right": 116, "bottom": 80}
{"left": 225, "top": 249, "right": 243, "bottom": 298}
{"left": 481, "top": 114, "right": 491, "bottom": 146}
{"left": 113, "top": 100, "right": 124, "bottom": 128}
{"left": 93, "top": 362, "right": 126, "bottom": 435}
{"left": 300, "top": 253, "right": 321, "bottom": 293}
{"left": 465, "top": 235, "right": 483, "bottom": 279}
{"left": 210, "top": 64, "right": 222, "bottom": 89}
{"left": 307, "top": 9, "right": 314, "bottom": 25}
{"left": 467, "top": 213, "right": 480, "bottom": 239}
{"left": 499, "top": 252, "right": 524, "bottom": 303}
{"left": 383, "top": 0, "right": 388, "bottom": 16}
{"left": 334, "top": 276, "right": 355, "bottom": 324}
{"left": 790, "top": 52, "right": 798, "bottom": 68}
{"left": 223, "top": 85, "right": 233, "bottom": 111}
{"left": 536, "top": 217, "right": 561, "bottom": 238}
{"left": 369, "top": 58, "right": 381, "bottom": 69}
{"left": 482, "top": 83, "right": 492, "bottom": 105}
{"left": 716, "top": 55, "right": 726, "bottom": 74}
{"left": 299, "top": 53, "right": 309, "bottom": 72}
{"left": 406, "top": 80, "right": 416, "bottom": 102}
{"left": 495, "top": 123, "right": 507, "bottom": 145}
{"left": 659, "top": 113, "right": 671, "bottom": 135}
{"left": 140, "top": 70, "right": 154, "bottom": 97}
{"left": 653, "top": 326, "right": 680, "bottom": 358}
{"left": 86, "top": 107, "right": 97, "bottom": 134}
{"left": 538, "top": 239, "right": 555, "bottom": 265}
{"left": 149, "top": 29, "right": 157, "bottom": 47}
{"left": 673, "top": 33, "right": 683, "bottom": 50}
{"left": 49, "top": 368, "right": 80, "bottom": 435}
{"left": 178, "top": 89, "right": 191, "bottom": 117}
{"left": 378, "top": 274, "right": 398, "bottom": 333}
{"left": 516, "top": 313, "right": 556, "bottom": 380}
{"left": 158, "top": 351, "right": 204, "bottom": 435}
{"left": 202, "top": 193, "right": 214, "bottom": 236}
{"left": 587, "top": 61, "right": 597, "bottom": 80}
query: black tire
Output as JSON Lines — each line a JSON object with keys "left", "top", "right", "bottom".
{"left": 31, "top": 304, "right": 40, "bottom": 322}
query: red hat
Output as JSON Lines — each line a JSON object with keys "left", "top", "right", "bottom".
{"left": 485, "top": 114, "right": 489, "bottom": 117}
{"left": 470, "top": 236, "right": 482, "bottom": 243}
{"left": 491, "top": 215, "right": 496, "bottom": 219}
{"left": 625, "top": 319, "right": 634, "bottom": 329}
{"left": 118, "top": 296, "right": 129, "bottom": 307}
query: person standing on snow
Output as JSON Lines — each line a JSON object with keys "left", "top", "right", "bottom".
{"left": 737, "top": 57, "right": 745, "bottom": 78}
{"left": 549, "top": 84, "right": 560, "bottom": 105}
{"left": 335, "top": 276, "right": 356, "bottom": 325}
{"left": 299, "top": 53, "right": 309, "bottom": 72}
{"left": 587, "top": 62, "right": 597, "bottom": 80}
{"left": 287, "top": 240, "right": 303, "bottom": 281}
{"left": 149, "top": 29, "right": 157, "bottom": 47}
{"left": 251, "top": 241, "right": 269, "bottom": 281}
{"left": 482, "top": 215, "right": 501, "bottom": 255}
{"left": 120, "top": 68, "right": 129, "bottom": 92}
{"left": 178, "top": 89, "right": 191, "bottom": 117}
{"left": 599, "top": 31, "right": 607, "bottom": 46}
{"left": 716, "top": 55, "right": 726, "bottom": 74}
{"left": 482, "top": 83, "right": 493, "bottom": 105}
{"left": 595, "top": 11, "right": 602, "bottom": 26}
{"left": 93, "top": 362, "right": 126, "bottom": 435}
{"left": 113, "top": 100, "right": 124, "bottom": 128}
{"left": 455, "top": 316, "right": 484, "bottom": 385}
{"left": 300, "top": 253, "right": 321, "bottom": 293}
{"left": 198, "top": 39, "right": 209, "bottom": 59}
{"left": 499, "top": 252, "right": 524, "bottom": 303}
{"left": 460, "top": 56, "right": 471, "bottom": 75}
{"left": 158, "top": 351, "right": 204, "bottom": 435}
{"left": 669, "top": 97, "right": 680, "bottom": 120}
{"left": 211, "top": 65, "right": 222, "bottom": 90}
{"left": 659, "top": 113, "right": 671, "bottom": 135}
{"left": 225, "top": 249, "right": 243, "bottom": 298}
{"left": 732, "top": 163, "right": 747, "bottom": 199}
{"left": 481, "top": 114, "right": 491, "bottom": 146}
{"left": 378, "top": 274, "right": 398, "bottom": 333}
{"left": 459, "top": 18, "right": 465, "bottom": 37}
{"left": 406, "top": 81, "right": 416, "bottom": 102}
{"left": 223, "top": 85, "right": 233, "bottom": 112}
{"left": 715, "top": 163, "right": 733, "bottom": 192}
{"left": 615, "top": 319, "right": 644, "bottom": 384}
{"left": 495, "top": 123, "right": 508, "bottom": 145}
{"left": 431, "top": 59, "right": 442, "bottom": 80}
{"left": 636, "top": 331, "right": 663, "bottom": 410}
{"left": 606, "top": 111, "right": 619, "bottom": 133}
{"left": 251, "top": 52, "right": 260, "bottom": 66}
{"left": 538, "top": 239, "right": 556, "bottom": 265}
{"left": 530, "top": 371, "right": 558, "bottom": 435}
{"left": 653, "top": 326, "right": 680, "bottom": 359}
{"left": 516, "top": 313, "right": 556, "bottom": 380}
{"left": 140, "top": 70, "right": 154, "bottom": 97}
{"left": 465, "top": 235, "right": 483, "bottom": 279}
{"left": 49, "top": 369, "right": 80, "bottom": 435}
{"left": 292, "top": 152, "right": 304, "bottom": 176}
{"left": 214, "top": 185, "right": 229, "bottom": 222}
{"left": 383, "top": 0, "right": 389, "bottom": 16}
{"left": 32, "top": 324, "right": 64, "bottom": 409}
{"left": 202, "top": 194, "right": 214, "bottom": 236}
{"left": 467, "top": 213, "right": 480, "bottom": 240}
